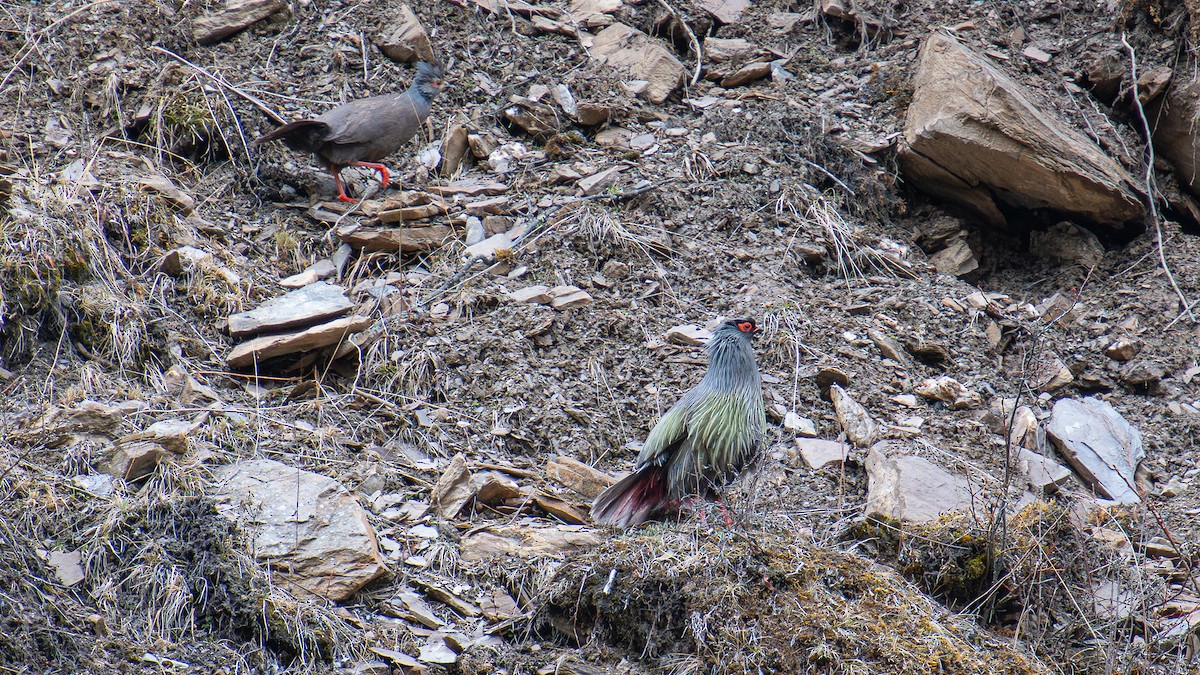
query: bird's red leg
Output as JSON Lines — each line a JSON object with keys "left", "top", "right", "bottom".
{"left": 331, "top": 170, "right": 355, "bottom": 203}
{"left": 716, "top": 497, "right": 735, "bottom": 528}
{"left": 349, "top": 161, "right": 391, "bottom": 189}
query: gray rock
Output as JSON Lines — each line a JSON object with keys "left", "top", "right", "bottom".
{"left": 865, "top": 443, "right": 973, "bottom": 523}
{"left": 1045, "top": 397, "right": 1144, "bottom": 504}
{"left": 374, "top": 3, "right": 434, "bottom": 63}
{"left": 1016, "top": 447, "right": 1072, "bottom": 495}
{"left": 899, "top": 34, "right": 1143, "bottom": 229}
{"left": 589, "top": 23, "right": 685, "bottom": 104}
{"left": 432, "top": 453, "right": 474, "bottom": 519}
{"left": 796, "top": 438, "right": 849, "bottom": 470}
{"left": 226, "top": 315, "right": 372, "bottom": 368}
{"left": 211, "top": 459, "right": 389, "bottom": 601}
{"left": 227, "top": 281, "right": 353, "bottom": 338}
{"left": 830, "top": 384, "right": 877, "bottom": 447}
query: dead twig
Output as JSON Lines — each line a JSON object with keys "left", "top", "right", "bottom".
{"left": 149, "top": 45, "right": 287, "bottom": 125}
{"left": 416, "top": 181, "right": 665, "bottom": 307}
{"left": 1121, "top": 34, "right": 1195, "bottom": 323}
{"left": 655, "top": 0, "right": 703, "bottom": 87}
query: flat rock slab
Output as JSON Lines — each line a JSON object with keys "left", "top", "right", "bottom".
{"left": 227, "top": 315, "right": 372, "bottom": 368}
{"left": 460, "top": 522, "right": 601, "bottom": 562}
{"left": 1017, "top": 447, "right": 1073, "bottom": 495}
{"left": 545, "top": 455, "right": 616, "bottom": 498}
{"left": 228, "top": 281, "right": 352, "bottom": 338}
{"left": 701, "top": 0, "right": 750, "bottom": 24}
{"left": 212, "top": 459, "right": 388, "bottom": 601}
{"left": 588, "top": 23, "right": 686, "bottom": 104}
{"left": 1046, "top": 397, "right": 1144, "bottom": 504}
{"left": 193, "top": 0, "right": 288, "bottom": 45}
{"left": 337, "top": 224, "right": 455, "bottom": 253}
{"left": 899, "top": 34, "right": 1143, "bottom": 229}
{"left": 865, "top": 443, "right": 973, "bottom": 523}
{"left": 796, "top": 438, "right": 849, "bottom": 470}
{"left": 375, "top": 3, "right": 435, "bottom": 63}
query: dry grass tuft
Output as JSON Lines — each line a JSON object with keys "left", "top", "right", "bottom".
{"left": 533, "top": 523, "right": 1051, "bottom": 674}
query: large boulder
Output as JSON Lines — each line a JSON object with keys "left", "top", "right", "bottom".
{"left": 212, "top": 459, "right": 389, "bottom": 601}
{"left": 899, "top": 34, "right": 1144, "bottom": 229}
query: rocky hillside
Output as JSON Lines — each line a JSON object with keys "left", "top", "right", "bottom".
{"left": 1, "top": 0, "right": 1199, "bottom": 673}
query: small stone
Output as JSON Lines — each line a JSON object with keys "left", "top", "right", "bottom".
{"left": 480, "top": 587, "right": 521, "bottom": 621}
{"left": 721, "top": 61, "right": 772, "bottom": 88}
{"left": 138, "top": 174, "right": 195, "bottom": 214}
{"left": 1022, "top": 45, "right": 1052, "bottom": 63}
{"left": 465, "top": 231, "right": 514, "bottom": 261}
{"left": 548, "top": 286, "right": 592, "bottom": 310}
{"left": 375, "top": 3, "right": 435, "bottom": 63}
{"left": 601, "top": 259, "right": 629, "bottom": 279}
{"left": 545, "top": 456, "right": 616, "bottom": 498}
{"left": 1104, "top": 337, "right": 1141, "bottom": 361}
{"left": 465, "top": 216, "right": 486, "bottom": 246}
{"left": 279, "top": 259, "right": 337, "bottom": 288}
{"left": 47, "top": 550, "right": 85, "bottom": 587}
{"left": 432, "top": 453, "right": 474, "bottom": 519}
{"left": 387, "top": 589, "right": 445, "bottom": 629}
{"left": 418, "top": 641, "right": 458, "bottom": 665}
{"left": 473, "top": 471, "right": 522, "bottom": 505}
{"left": 508, "top": 285, "right": 553, "bottom": 304}
{"left": 192, "top": 0, "right": 287, "bottom": 44}
{"left": 594, "top": 127, "right": 633, "bottom": 148}
{"left": 914, "top": 376, "right": 983, "bottom": 410}
{"left": 892, "top": 394, "right": 920, "bottom": 407}
{"left": 72, "top": 474, "right": 115, "bottom": 498}
{"left": 830, "top": 384, "right": 876, "bottom": 447}
{"left": 795, "top": 438, "right": 848, "bottom": 470}
{"left": 665, "top": 323, "right": 710, "bottom": 346}
{"left": 868, "top": 330, "right": 908, "bottom": 364}
{"left": 815, "top": 366, "right": 851, "bottom": 399}
{"left": 102, "top": 441, "right": 167, "bottom": 481}
{"left": 577, "top": 166, "right": 623, "bottom": 195}
{"left": 1017, "top": 447, "right": 1072, "bottom": 495}
{"left": 1160, "top": 476, "right": 1187, "bottom": 498}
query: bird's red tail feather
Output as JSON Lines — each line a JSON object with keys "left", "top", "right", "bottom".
{"left": 590, "top": 464, "right": 669, "bottom": 528}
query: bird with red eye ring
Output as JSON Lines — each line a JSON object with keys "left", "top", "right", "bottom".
{"left": 592, "top": 317, "right": 766, "bottom": 528}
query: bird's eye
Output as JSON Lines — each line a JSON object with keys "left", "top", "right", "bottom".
{"left": 737, "top": 321, "right": 756, "bottom": 333}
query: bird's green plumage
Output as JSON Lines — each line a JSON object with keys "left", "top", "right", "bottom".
{"left": 591, "top": 318, "right": 767, "bottom": 527}
{"left": 636, "top": 324, "right": 766, "bottom": 500}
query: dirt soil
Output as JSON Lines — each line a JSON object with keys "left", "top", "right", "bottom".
{"left": 2, "top": 0, "right": 1200, "bottom": 673}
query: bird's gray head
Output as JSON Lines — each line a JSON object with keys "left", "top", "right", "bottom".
{"left": 711, "top": 318, "right": 759, "bottom": 343}
{"left": 413, "top": 62, "right": 446, "bottom": 100}
{"left": 703, "top": 317, "right": 761, "bottom": 390}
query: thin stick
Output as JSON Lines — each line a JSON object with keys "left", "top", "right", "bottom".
{"left": 1121, "top": 33, "right": 1195, "bottom": 323}
{"left": 656, "top": 0, "right": 702, "bottom": 87}
{"left": 417, "top": 181, "right": 664, "bottom": 307}
{"left": 149, "top": 45, "right": 287, "bottom": 125}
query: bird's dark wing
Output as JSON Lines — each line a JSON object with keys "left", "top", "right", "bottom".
{"left": 255, "top": 119, "right": 331, "bottom": 154}
{"left": 318, "top": 94, "right": 429, "bottom": 147}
